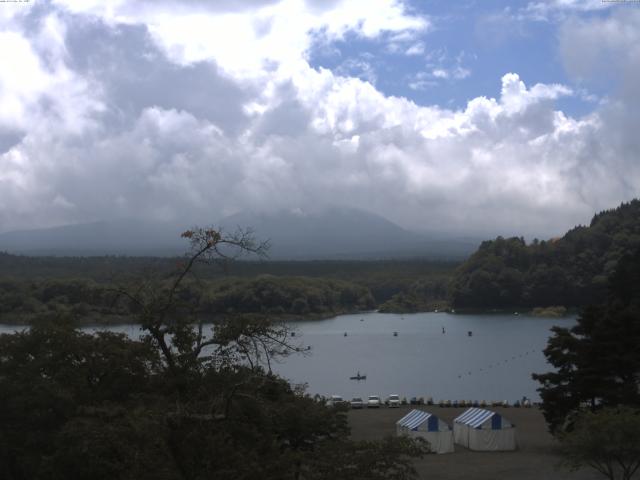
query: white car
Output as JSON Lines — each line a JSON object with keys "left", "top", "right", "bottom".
{"left": 327, "top": 395, "right": 345, "bottom": 407}
{"left": 367, "top": 395, "right": 381, "bottom": 408}
{"left": 387, "top": 394, "right": 401, "bottom": 407}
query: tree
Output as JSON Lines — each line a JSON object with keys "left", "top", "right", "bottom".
{"left": 450, "top": 200, "right": 640, "bottom": 309}
{"left": 533, "top": 248, "right": 640, "bottom": 433}
{"left": 559, "top": 407, "right": 640, "bottom": 480}
{"left": 0, "top": 226, "right": 428, "bottom": 480}
{"left": 0, "top": 317, "right": 163, "bottom": 480}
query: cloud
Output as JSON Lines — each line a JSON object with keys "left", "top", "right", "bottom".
{"left": 558, "top": 10, "right": 640, "bottom": 208}
{"left": 559, "top": 10, "right": 640, "bottom": 86}
{"left": 406, "top": 50, "right": 472, "bottom": 90}
{"left": 335, "top": 58, "right": 378, "bottom": 85}
{"left": 0, "top": 1, "right": 638, "bottom": 240}
{"left": 524, "top": 0, "right": 611, "bottom": 21}
{"left": 0, "top": 13, "right": 102, "bottom": 135}
{"left": 53, "top": 0, "right": 429, "bottom": 78}
{"left": 405, "top": 41, "right": 425, "bottom": 56}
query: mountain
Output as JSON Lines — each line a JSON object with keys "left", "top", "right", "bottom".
{"left": 449, "top": 199, "right": 640, "bottom": 309}
{"left": 0, "top": 208, "right": 479, "bottom": 259}
{"left": 0, "top": 219, "right": 186, "bottom": 256}
{"left": 218, "top": 207, "right": 478, "bottom": 260}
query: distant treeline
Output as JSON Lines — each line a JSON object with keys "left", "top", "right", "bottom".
{"left": 0, "top": 276, "right": 376, "bottom": 324}
{"left": 0, "top": 256, "right": 457, "bottom": 323}
{"left": 450, "top": 200, "right": 640, "bottom": 309}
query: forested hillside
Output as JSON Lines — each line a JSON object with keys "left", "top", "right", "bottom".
{"left": 0, "top": 253, "right": 456, "bottom": 322}
{"left": 450, "top": 200, "right": 640, "bottom": 309}
{"left": 0, "top": 276, "right": 376, "bottom": 325}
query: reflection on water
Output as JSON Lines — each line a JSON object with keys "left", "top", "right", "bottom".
{"left": 0, "top": 312, "right": 572, "bottom": 402}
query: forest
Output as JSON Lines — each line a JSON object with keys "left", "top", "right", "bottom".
{"left": 449, "top": 200, "right": 640, "bottom": 310}
{"left": 0, "top": 253, "right": 455, "bottom": 324}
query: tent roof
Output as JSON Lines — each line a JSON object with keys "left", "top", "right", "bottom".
{"left": 397, "top": 409, "right": 433, "bottom": 429}
{"left": 454, "top": 408, "right": 498, "bottom": 428}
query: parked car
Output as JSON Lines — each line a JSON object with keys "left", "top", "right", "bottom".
{"left": 350, "top": 397, "right": 364, "bottom": 409}
{"left": 367, "top": 395, "right": 381, "bottom": 408}
{"left": 387, "top": 394, "right": 401, "bottom": 407}
{"left": 327, "top": 395, "right": 345, "bottom": 407}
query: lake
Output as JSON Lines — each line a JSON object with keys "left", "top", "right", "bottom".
{"left": 0, "top": 312, "right": 572, "bottom": 403}
{"left": 273, "top": 312, "right": 572, "bottom": 403}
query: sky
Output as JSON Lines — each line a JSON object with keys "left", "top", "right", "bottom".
{"left": 0, "top": 0, "right": 639, "bottom": 238}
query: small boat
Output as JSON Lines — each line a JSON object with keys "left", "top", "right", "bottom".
{"left": 393, "top": 331, "right": 398, "bottom": 336}
{"left": 350, "top": 372, "right": 367, "bottom": 381}
{"left": 344, "top": 332, "right": 347, "bottom": 337}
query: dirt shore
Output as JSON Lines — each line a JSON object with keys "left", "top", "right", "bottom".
{"left": 348, "top": 406, "right": 602, "bottom": 480}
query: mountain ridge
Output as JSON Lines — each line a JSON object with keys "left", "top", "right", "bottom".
{"left": 0, "top": 207, "right": 479, "bottom": 260}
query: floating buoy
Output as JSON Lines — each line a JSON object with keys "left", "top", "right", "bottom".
{"left": 291, "top": 332, "right": 295, "bottom": 337}
{"left": 393, "top": 331, "right": 398, "bottom": 337}
{"left": 344, "top": 332, "right": 347, "bottom": 337}
{"left": 468, "top": 331, "right": 473, "bottom": 337}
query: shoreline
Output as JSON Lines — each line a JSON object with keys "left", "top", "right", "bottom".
{"left": 0, "top": 307, "right": 578, "bottom": 328}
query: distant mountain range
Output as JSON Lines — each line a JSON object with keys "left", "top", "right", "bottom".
{"left": 0, "top": 219, "right": 186, "bottom": 257}
{"left": 0, "top": 207, "right": 480, "bottom": 259}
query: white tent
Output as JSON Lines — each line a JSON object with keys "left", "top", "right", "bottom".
{"left": 396, "top": 409, "right": 454, "bottom": 454}
{"left": 453, "top": 407, "right": 516, "bottom": 451}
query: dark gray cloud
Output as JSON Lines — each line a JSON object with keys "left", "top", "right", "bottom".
{"left": 65, "top": 18, "right": 255, "bottom": 135}
{"left": 0, "top": 130, "right": 24, "bottom": 155}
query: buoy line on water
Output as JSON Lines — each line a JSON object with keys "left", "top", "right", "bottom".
{"left": 456, "top": 349, "right": 543, "bottom": 379}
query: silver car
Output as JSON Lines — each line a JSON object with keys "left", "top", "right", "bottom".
{"left": 367, "top": 395, "right": 381, "bottom": 408}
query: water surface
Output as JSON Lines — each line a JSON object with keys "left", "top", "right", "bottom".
{"left": 0, "top": 312, "right": 572, "bottom": 402}
{"left": 272, "top": 312, "right": 572, "bottom": 403}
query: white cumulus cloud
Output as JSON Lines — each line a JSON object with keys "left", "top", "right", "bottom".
{"left": 0, "top": 1, "right": 637, "bottom": 240}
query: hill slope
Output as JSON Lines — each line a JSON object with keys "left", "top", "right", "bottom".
{"left": 449, "top": 200, "right": 640, "bottom": 309}
{"left": 0, "top": 219, "right": 185, "bottom": 256}
{"left": 220, "top": 207, "right": 477, "bottom": 259}
{"left": 0, "top": 207, "right": 479, "bottom": 259}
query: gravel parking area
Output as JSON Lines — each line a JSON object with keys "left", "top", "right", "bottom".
{"left": 348, "top": 406, "right": 602, "bottom": 480}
